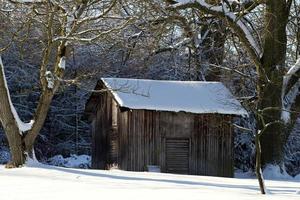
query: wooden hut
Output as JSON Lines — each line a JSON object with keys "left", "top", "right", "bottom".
{"left": 85, "top": 78, "right": 247, "bottom": 177}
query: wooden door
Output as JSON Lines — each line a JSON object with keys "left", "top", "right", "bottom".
{"left": 165, "top": 138, "right": 190, "bottom": 174}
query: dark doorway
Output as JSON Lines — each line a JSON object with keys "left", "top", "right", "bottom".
{"left": 165, "top": 138, "right": 190, "bottom": 174}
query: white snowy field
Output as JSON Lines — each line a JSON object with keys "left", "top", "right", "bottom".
{"left": 0, "top": 163, "right": 299, "bottom": 200}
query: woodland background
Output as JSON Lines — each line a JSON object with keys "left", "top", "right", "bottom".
{"left": 0, "top": 0, "right": 299, "bottom": 177}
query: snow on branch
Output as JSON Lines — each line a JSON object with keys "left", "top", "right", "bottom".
{"left": 286, "top": 58, "right": 300, "bottom": 77}
{"left": 171, "top": 0, "right": 262, "bottom": 65}
{"left": 45, "top": 71, "right": 54, "bottom": 89}
{"left": 281, "top": 80, "right": 300, "bottom": 123}
{"left": 8, "top": 0, "right": 44, "bottom": 4}
{"left": 153, "top": 37, "right": 192, "bottom": 55}
{"left": 58, "top": 56, "right": 66, "bottom": 70}
{"left": 0, "top": 56, "right": 34, "bottom": 134}
{"left": 53, "top": 18, "right": 133, "bottom": 43}
{"left": 281, "top": 58, "right": 300, "bottom": 123}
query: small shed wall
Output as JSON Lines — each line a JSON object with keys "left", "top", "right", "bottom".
{"left": 91, "top": 89, "right": 234, "bottom": 177}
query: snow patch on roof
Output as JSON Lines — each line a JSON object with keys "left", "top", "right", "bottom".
{"left": 101, "top": 78, "right": 247, "bottom": 116}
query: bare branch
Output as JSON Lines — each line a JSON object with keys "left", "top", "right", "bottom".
{"left": 169, "top": 0, "right": 262, "bottom": 68}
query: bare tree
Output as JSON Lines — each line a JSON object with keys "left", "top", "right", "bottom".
{"left": 0, "top": 0, "right": 132, "bottom": 167}
{"left": 162, "top": 0, "right": 300, "bottom": 194}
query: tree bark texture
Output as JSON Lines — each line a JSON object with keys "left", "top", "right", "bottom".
{"left": 255, "top": 131, "right": 266, "bottom": 194}
{"left": 201, "top": 20, "right": 226, "bottom": 81}
{"left": 258, "top": 0, "right": 290, "bottom": 165}
{"left": 24, "top": 90, "right": 54, "bottom": 155}
{"left": 0, "top": 58, "right": 25, "bottom": 167}
{"left": 0, "top": 41, "right": 66, "bottom": 166}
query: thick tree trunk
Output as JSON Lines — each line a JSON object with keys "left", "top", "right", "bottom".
{"left": 0, "top": 43, "right": 65, "bottom": 166}
{"left": 22, "top": 43, "right": 66, "bottom": 158}
{"left": 4, "top": 127, "right": 24, "bottom": 168}
{"left": 258, "top": 76, "right": 285, "bottom": 164}
{"left": 24, "top": 90, "right": 54, "bottom": 156}
{"left": 258, "top": 0, "right": 290, "bottom": 165}
{"left": 0, "top": 71, "right": 59, "bottom": 164}
{"left": 0, "top": 57, "right": 25, "bottom": 167}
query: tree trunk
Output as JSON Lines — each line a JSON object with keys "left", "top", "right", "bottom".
{"left": 0, "top": 51, "right": 63, "bottom": 165}
{"left": 258, "top": 0, "right": 290, "bottom": 165}
{"left": 4, "top": 127, "right": 25, "bottom": 168}
{"left": 0, "top": 57, "right": 25, "bottom": 167}
{"left": 255, "top": 130, "right": 266, "bottom": 194}
{"left": 201, "top": 20, "right": 226, "bottom": 81}
{"left": 24, "top": 90, "right": 54, "bottom": 156}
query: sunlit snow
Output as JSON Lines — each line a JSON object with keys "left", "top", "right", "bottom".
{"left": 0, "top": 162, "right": 299, "bottom": 200}
{"left": 102, "top": 78, "right": 248, "bottom": 116}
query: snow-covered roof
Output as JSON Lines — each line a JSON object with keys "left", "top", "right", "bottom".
{"left": 101, "top": 78, "right": 248, "bottom": 116}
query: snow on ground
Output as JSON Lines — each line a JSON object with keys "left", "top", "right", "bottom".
{"left": 47, "top": 154, "right": 91, "bottom": 169}
{"left": 0, "top": 162, "right": 299, "bottom": 200}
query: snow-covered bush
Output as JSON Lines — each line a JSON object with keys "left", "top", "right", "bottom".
{"left": 284, "top": 118, "right": 300, "bottom": 177}
{"left": 0, "top": 148, "right": 10, "bottom": 164}
{"left": 236, "top": 164, "right": 300, "bottom": 181}
{"left": 47, "top": 154, "right": 91, "bottom": 169}
{"left": 0, "top": 127, "right": 10, "bottom": 164}
{"left": 263, "top": 165, "right": 293, "bottom": 180}
{"left": 107, "top": 163, "right": 120, "bottom": 170}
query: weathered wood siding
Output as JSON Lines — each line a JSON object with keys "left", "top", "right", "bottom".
{"left": 117, "top": 109, "right": 162, "bottom": 171}
{"left": 91, "top": 89, "right": 234, "bottom": 177}
{"left": 194, "top": 115, "right": 233, "bottom": 177}
{"left": 91, "top": 85, "right": 112, "bottom": 169}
